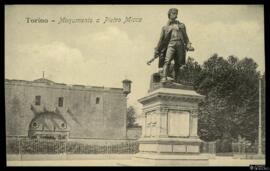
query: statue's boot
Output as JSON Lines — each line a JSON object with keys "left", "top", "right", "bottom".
{"left": 174, "top": 67, "right": 179, "bottom": 83}
{"left": 162, "top": 63, "right": 170, "bottom": 82}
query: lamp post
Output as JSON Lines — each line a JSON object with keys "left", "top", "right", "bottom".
{"left": 258, "top": 75, "right": 262, "bottom": 155}
{"left": 122, "top": 79, "right": 132, "bottom": 96}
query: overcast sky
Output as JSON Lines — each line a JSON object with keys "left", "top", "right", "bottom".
{"left": 5, "top": 5, "right": 265, "bottom": 115}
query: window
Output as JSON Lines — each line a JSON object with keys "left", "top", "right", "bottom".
{"left": 96, "top": 97, "right": 100, "bottom": 104}
{"left": 35, "top": 96, "right": 41, "bottom": 105}
{"left": 58, "top": 97, "right": 64, "bottom": 107}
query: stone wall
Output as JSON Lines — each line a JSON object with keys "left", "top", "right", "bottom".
{"left": 5, "top": 79, "right": 127, "bottom": 139}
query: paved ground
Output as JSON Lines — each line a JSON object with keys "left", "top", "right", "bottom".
{"left": 7, "top": 160, "right": 121, "bottom": 166}
{"left": 7, "top": 155, "right": 265, "bottom": 166}
{"left": 208, "top": 156, "right": 265, "bottom": 166}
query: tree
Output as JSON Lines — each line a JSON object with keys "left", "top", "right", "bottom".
{"left": 196, "top": 54, "right": 233, "bottom": 141}
{"left": 261, "top": 72, "right": 265, "bottom": 153}
{"left": 195, "top": 54, "right": 260, "bottom": 143}
{"left": 126, "top": 106, "right": 139, "bottom": 128}
{"left": 177, "top": 54, "right": 260, "bottom": 145}
{"left": 177, "top": 57, "right": 202, "bottom": 85}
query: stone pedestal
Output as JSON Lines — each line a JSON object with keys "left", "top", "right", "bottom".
{"left": 132, "top": 81, "right": 209, "bottom": 166}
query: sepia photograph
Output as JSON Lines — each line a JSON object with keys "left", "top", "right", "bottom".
{"left": 5, "top": 4, "right": 266, "bottom": 166}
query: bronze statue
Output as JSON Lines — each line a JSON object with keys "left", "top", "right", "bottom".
{"left": 147, "top": 8, "right": 194, "bottom": 83}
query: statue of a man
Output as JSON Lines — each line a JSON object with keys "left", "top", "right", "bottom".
{"left": 148, "top": 8, "right": 194, "bottom": 83}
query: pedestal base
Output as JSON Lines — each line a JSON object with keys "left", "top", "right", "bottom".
{"left": 133, "top": 78, "right": 208, "bottom": 166}
{"left": 118, "top": 152, "right": 209, "bottom": 166}
{"left": 126, "top": 137, "right": 210, "bottom": 166}
{"left": 138, "top": 137, "right": 202, "bottom": 154}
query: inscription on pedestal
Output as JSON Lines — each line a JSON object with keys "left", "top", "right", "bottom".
{"left": 168, "top": 110, "right": 190, "bottom": 137}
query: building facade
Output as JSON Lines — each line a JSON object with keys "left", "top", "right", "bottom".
{"left": 5, "top": 78, "right": 131, "bottom": 140}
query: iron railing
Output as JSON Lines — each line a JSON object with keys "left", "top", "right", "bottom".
{"left": 6, "top": 137, "right": 139, "bottom": 154}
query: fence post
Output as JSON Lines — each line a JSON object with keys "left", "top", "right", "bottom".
{"left": 238, "top": 142, "right": 240, "bottom": 154}
{"left": 209, "top": 142, "right": 212, "bottom": 154}
{"left": 240, "top": 142, "right": 242, "bottom": 154}
{"left": 65, "top": 139, "right": 67, "bottom": 160}
{"left": 34, "top": 138, "right": 36, "bottom": 154}
{"left": 19, "top": 137, "right": 22, "bottom": 160}
{"left": 208, "top": 142, "right": 210, "bottom": 154}
{"left": 241, "top": 142, "right": 245, "bottom": 154}
{"left": 128, "top": 141, "right": 130, "bottom": 154}
{"left": 232, "top": 143, "right": 234, "bottom": 155}
{"left": 208, "top": 142, "right": 211, "bottom": 154}
{"left": 106, "top": 142, "right": 108, "bottom": 154}
{"left": 214, "top": 141, "right": 216, "bottom": 154}
{"left": 245, "top": 142, "right": 247, "bottom": 159}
